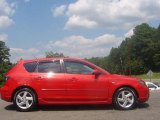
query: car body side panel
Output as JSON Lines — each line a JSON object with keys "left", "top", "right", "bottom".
{"left": 0, "top": 58, "right": 149, "bottom": 105}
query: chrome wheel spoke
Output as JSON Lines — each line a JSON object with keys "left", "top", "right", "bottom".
{"left": 128, "top": 97, "right": 133, "bottom": 104}
{"left": 118, "top": 98, "right": 124, "bottom": 102}
{"left": 122, "top": 91, "right": 125, "bottom": 98}
{"left": 122, "top": 100, "right": 128, "bottom": 107}
{"left": 126, "top": 93, "right": 132, "bottom": 97}
{"left": 17, "top": 95, "right": 23, "bottom": 101}
{"left": 23, "top": 92, "right": 28, "bottom": 98}
{"left": 26, "top": 97, "right": 33, "bottom": 101}
{"left": 25, "top": 101, "right": 30, "bottom": 108}
{"left": 17, "top": 101, "right": 25, "bottom": 106}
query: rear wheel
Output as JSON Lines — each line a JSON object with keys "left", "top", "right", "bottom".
{"left": 13, "top": 88, "right": 37, "bottom": 112}
{"left": 113, "top": 87, "right": 137, "bottom": 110}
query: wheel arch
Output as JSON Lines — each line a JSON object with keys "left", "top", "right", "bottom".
{"left": 11, "top": 85, "right": 38, "bottom": 102}
{"left": 112, "top": 85, "right": 139, "bottom": 101}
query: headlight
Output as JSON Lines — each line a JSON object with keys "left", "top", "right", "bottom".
{"left": 138, "top": 79, "right": 146, "bottom": 86}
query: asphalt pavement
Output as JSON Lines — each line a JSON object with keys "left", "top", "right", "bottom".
{"left": 0, "top": 90, "right": 160, "bottom": 120}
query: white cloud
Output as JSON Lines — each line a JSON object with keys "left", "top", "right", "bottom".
{"left": 0, "top": 16, "right": 14, "bottom": 28}
{"left": 47, "top": 34, "right": 121, "bottom": 58}
{"left": 0, "top": 0, "right": 15, "bottom": 16}
{"left": 0, "top": 33, "right": 8, "bottom": 41}
{"left": 65, "top": 15, "right": 98, "bottom": 29}
{"left": 52, "top": 5, "right": 66, "bottom": 17}
{"left": 124, "top": 28, "right": 134, "bottom": 38}
{"left": 10, "top": 30, "right": 135, "bottom": 62}
{"left": 9, "top": 28, "right": 138, "bottom": 63}
{"left": 10, "top": 48, "right": 43, "bottom": 63}
{"left": 0, "top": 0, "right": 15, "bottom": 29}
{"left": 55, "top": 0, "right": 160, "bottom": 29}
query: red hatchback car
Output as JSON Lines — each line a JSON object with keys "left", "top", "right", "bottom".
{"left": 0, "top": 58, "right": 149, "bottom": 111}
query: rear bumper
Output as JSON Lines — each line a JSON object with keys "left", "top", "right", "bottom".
{"left": 0, "top": 86, "right": 12, "bottom": 102}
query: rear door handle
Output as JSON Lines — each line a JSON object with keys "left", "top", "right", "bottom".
{"left": 34, "top": 76, "right": 44, "bottom": 79}
{"left": 68, "top": 77, "right": 78, "bottom": 82}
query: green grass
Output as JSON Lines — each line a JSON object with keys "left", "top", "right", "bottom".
{"left": 132, "top": 72, "right": 160, "bottom": 80}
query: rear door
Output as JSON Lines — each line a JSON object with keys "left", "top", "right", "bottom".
{"left": 31, "top": 60, "right": 67, "bottom": 102}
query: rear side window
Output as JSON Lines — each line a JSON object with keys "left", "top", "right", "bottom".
{"left": 38, "top": 60, "right": 61, "bottom": 73}
{"left": 24, "top": 62, "right": 37, "bottom": 72}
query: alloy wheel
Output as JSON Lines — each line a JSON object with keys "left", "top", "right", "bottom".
{"left": 16, "top": 91, "right": 34, "bottom": 110}
{"left": 117, "top": 90, "right": 134, "bottom": 109}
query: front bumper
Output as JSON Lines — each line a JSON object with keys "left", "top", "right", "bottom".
{"left": 0, "top": 88, "right": 1, "bottom": 99}
{"left": 138, "top": 85, "right": 150, "bottom": 103}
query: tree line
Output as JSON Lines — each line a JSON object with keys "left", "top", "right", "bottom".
{"left": 0, "top": 41, "right": 12, "bottom": 85}
{"left": 87, "top": 23, "right": 160, "bottom": 75}
{"left": 0, "top": 23, "right": 160, "bottom": 85}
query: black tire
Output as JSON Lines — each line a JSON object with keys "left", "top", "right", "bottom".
{"left": 13, "top": 88, "right": 37, "bottom": 112}
{"left": 113, "top": 87, "right": 137, "bottom": 110}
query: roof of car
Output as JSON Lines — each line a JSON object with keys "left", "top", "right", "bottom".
{"left": 18, "top": 57, "right": 85, "bottom": 63}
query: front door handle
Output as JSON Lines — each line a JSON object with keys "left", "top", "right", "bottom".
{"left": 68, "top": 77, "right": 78, "bottom": 82}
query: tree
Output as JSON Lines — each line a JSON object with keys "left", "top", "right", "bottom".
{"left": 152, "top": 24, "right": 160, "bottom": 71}
{"left": 0, "top": 41, "right": 10, "bottom": 63}
{"left": 45, "top": 51, "right": 66, "bottom": 58}
{"left": 86, "top": 56, "right": 108, "bottom": 70}
{"left": 106, "top": 23, "right": 158, "bottom": 75}
{"left": 0, "top": 41, "right": 12, "bottom": 85}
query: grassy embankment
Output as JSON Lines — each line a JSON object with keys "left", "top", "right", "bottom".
{"left": 133, "top": 72, "right": 160, "bottom": 80}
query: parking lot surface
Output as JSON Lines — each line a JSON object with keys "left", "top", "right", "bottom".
{"left": 0, "top": 90, "right": 160, "bottom": 120}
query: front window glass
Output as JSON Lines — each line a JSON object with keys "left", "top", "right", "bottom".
{"left": 64, "top": 61, "right": 94, "bottom": 74}
{"left": 38, "top": 60, "right": 61, "bottom": 73}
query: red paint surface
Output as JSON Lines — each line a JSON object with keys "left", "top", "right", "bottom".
{"left": 0, "top": 58, "right": 149, "bottom": 105}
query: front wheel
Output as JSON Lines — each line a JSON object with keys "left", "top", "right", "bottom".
{"left": 113, "top": 87, "right": 137, "bottom": 110}
{"left": 13, "top": 88, "right": 37, "bottom": 112}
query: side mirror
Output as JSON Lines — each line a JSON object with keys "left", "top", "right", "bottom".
{"left": 92, "top": 69, "right": 101, "bottom": 76}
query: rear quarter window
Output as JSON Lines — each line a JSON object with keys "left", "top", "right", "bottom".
{"left": 24, "top": 62, "right": 37, "bottom": 72}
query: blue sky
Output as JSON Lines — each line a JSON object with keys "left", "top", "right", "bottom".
{"left": 0, "top": 0, "right": 160, "bottom": 62}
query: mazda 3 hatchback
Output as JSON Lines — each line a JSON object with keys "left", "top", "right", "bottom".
{"left": 0, "top": 58, "right": 149, "bottom": 111}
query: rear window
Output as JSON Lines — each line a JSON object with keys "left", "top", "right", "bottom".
{"left": 24, "top": 62, "right": 37, "bottom": 72}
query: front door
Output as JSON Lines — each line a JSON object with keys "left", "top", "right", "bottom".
{"left": 63, "top": 60, "right": 108, "bottom": 101}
